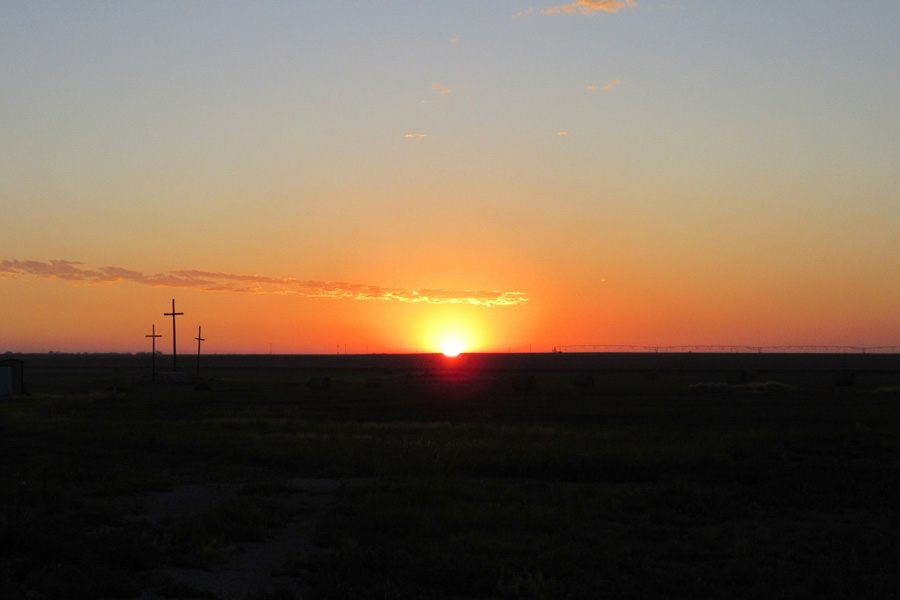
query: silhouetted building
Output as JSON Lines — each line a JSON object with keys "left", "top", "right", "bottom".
{"left": 0, "top": 358, "right": 25, "bottom": 396}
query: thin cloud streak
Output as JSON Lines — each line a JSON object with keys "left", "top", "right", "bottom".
{"left": 586, "top": 79, "right": 622, "bottom": 90}
{"left": 540, "top": 0, "right": 636, "bottom": 15}
{"left": 0, "top": 260, "right": 529, "bottom": 307}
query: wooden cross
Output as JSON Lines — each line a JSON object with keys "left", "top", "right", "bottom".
{"left": 195, "top": 326, "right": 205, "bottom": 376}
{"left": 164, "top": 299, "right": 184, "bottom": 370}
{"left": 145, "top": 324, "right": 162, "bottom": 380}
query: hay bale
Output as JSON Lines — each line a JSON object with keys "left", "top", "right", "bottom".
{"left": 646, "top": 368, "right": 665, "bottom": 381}
{"left": 727, "top": 370, "right": 749, "bottom": 385}
{"left": 834, "top": 371, "right": 855, "bottom": 387}
{"left": 574, "top": 372, "right": 594, "bottom": 387}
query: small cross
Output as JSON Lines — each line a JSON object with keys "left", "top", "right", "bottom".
{"left": 145, "top": 324, "right": 162, "bottom": 380}
{"left": 164, "top": 299, "right": 184, "bottom": 370}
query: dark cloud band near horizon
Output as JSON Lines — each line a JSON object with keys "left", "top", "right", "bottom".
{"left": 0, "top": 260, "right": 529, "bottom": 307}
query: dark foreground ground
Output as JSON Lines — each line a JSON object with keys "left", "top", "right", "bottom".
{"left": 1, "top": 353, "right": 899, "bottom": 599}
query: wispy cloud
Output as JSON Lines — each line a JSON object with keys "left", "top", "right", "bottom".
{"left": 556, "top": 131, "right": 569, "bottom": 135}
{"left": 537, "top": 0, "right": 637, "bottom": 15}
{"left": 431, "top": 83, "right": 451, "bottom": 94}
{"left": 585, "top": 79, "right": 622, "bottom": 90}
{"left": 404, "top": 133, "right": 426, "bottom": 138}
{"left": 0, "top": 260, "right": 529, "bottom": 307}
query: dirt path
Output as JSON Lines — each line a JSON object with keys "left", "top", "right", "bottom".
{"left": 137, "top": 478, "right": 365, "bottom": 600}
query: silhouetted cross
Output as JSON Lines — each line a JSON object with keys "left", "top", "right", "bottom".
{"left": 164, "top": 299, "right": 184, "bottom": 370}
{"left": 145, "top": 324, "right": 162, "bottom": 380}
{"left": 195, "top": 326, "right": 205, "bottom": 376}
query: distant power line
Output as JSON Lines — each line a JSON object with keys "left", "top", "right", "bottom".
{"left": 552, "top": 345, "right": 900, "bottom": 354}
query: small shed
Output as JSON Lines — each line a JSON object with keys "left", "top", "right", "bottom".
{"left": 0, "top": 358, "right": 25, "bottom": 396}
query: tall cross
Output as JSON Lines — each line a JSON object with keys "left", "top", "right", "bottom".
{"left": 145, "top": 324, "right": 162, "bottom": 380}
{"left": 195, "top": 326, "right": 205, "bottom": 376}
{"left": 164, "top": 299, "right": 184, "bottom": 370}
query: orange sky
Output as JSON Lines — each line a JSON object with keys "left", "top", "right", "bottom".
{"left": 2, "top": 3, "right": 899, "bottom": 353}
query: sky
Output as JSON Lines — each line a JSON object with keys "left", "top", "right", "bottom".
{"left": 2, "top": 1, "right": 899, "bottom": 354}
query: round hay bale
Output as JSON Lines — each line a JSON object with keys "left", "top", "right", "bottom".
{"left": 727, "top": 370, "right": 749, "bottom": 385}
{"left": 574, "top": 372, "right": 594, "bottom": 387}
{"left": 834, "top": 370, "right": 855, "bottom": 387}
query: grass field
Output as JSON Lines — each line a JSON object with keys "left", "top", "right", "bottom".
{"left": 1, "top": 353, "right": 898, "bottom": 599}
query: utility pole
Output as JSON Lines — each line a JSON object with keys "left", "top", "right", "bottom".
{"left": 145, "top": 324, "right": 161, "bottom": 380}
{"left": 195, "top": 326, "right": 205, "bottom": 376}
{"left": 164, "top": 299, "right": 184, "bottom": 370}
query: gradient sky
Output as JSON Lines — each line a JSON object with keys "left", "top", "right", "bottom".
{"left": 2, "top": 1, "right": 899, "bottom": 354}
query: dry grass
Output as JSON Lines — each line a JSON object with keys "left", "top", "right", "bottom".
{"left": 1, "top": 353, "right": 899, "bottom": 599}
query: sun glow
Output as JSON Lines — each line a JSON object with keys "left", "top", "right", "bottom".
{"left": 409, "top": 305, "right": 497, "bottom": 355}
{"left": 442, "top": 340, "right": 463, "bottom": 357}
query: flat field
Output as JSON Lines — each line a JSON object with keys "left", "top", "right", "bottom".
{"left": 1, "top": 353, "right": 899, "bottom": 599}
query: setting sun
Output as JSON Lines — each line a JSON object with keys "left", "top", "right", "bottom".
{"left": 413, "top": 307, "right": 486, "bottom": 355}
{"left": 442, "top": 340, "right": 463, "bottom": 357}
